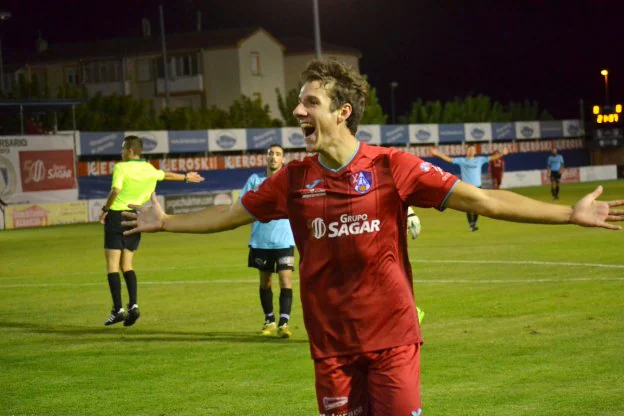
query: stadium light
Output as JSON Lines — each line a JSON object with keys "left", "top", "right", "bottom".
{"left": 600, "top": 69, "right": 609, "bottom": 105}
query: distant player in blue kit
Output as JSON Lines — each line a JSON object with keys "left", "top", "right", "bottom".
{"left": 241, "top": 144, "right": 296, "bottom": 338}
{"left": 547, "top": 148, "right": 565, "bottom": 200}
{"left": 431, "top": 145, "right": 508, "bottom": 231}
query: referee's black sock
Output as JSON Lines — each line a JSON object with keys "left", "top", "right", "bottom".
{"left": 107, "top": 273, "right": 122, "bottom": 311}
{"left": 260, "top": 287, "right": 274, "bottom": 322}
{"left": 123, "top": 270, "right": 138, "bottom": 306}
{"left": 555, "top": 185, "right": 560, "bottom": 197}
{"left": 278, "top": 288, "right": 293, "bottom": 326}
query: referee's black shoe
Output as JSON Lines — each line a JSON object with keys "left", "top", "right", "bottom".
{"left": 104, "top": 308, "right": 127, "bottom": 326}
{"left": 124, "top": 304, "right": 140, "bottom": 327}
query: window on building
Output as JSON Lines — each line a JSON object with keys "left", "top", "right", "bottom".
{"left": 83, "top": 60, "right": 122, "bottom": 83}
{"left": 251, "top": 52, "right": 261, "bottom": 76}
{"left": 137, "top": 59, "right": 152, "bottom": 82}
{"left": 65, "top": 67, "right": 79, "bottom": 85}
{"left": 156, "top": 54, "right": 199, "bottom": 78}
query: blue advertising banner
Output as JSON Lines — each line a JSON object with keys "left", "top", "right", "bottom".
{"left": 491, "top": 123, "right": 516, "bottom": 141}
{"left": 168, "top": 130, "right": 209, "bottom": 153}
{"left": 79, "top": 132, "right": 124, "bottom": 156}
{"left": 246, "top": 128, "right": 282, "bottom": 150}
{"left": 539, "top": 121, "right": 564, "bottom": 138}
{"left": 438, "top": 124, "right": 466, "bottom": 143}
{"left": 381, "top": 125, "right": 409, "bottom": 145}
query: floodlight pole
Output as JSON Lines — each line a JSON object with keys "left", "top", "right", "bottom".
{"left": 159, "top": 5, "right": 170, "bottom": 109}
{"left": 313, "top": 0, "right": 322, "bottom": 59}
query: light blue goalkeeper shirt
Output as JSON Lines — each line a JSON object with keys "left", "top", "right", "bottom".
{"left": 452, "top": 156, "right": 490, "bottom": 187}
{"left": 547, "top": 154, "right": 564, "bottom": 172}
{"left": 240, "top": 172, "right": 295, "bottom": 249}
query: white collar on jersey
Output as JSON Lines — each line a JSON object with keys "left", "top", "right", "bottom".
{"left": 317, "top": 141, "right": 361, "bottom": 173}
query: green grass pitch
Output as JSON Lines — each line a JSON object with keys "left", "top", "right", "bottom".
{"left": 1, "top": 181, "right": 623, "bottom": 415}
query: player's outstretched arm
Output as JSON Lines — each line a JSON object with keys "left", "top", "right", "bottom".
{"left": 446, "top": 182, "right": 624, "bottom": 230}
{"left": 121, "top": 193, "right": 255, "bottom": 235}
{"left": 163, "top": 171, "right": 205, "bottom": 183}
{"left": 430, "top": 148, "right": 454, "bottom": 163}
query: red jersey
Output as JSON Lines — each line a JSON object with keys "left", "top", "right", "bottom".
{"left": 242, "top": 142, "right": 459, "bottom": 358}
{"left": 489, "top": 158, "right": 505, "bottom": 174}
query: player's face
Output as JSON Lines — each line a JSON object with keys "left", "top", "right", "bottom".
{"left": 552, "top": 148, "right": 557, "bottom": 155}
{"left": 266, "top": 146, "right": 284, "bottom": 173}
{"left": 466, "top": 146, "right": 476, "bottom": 158}
{"left": 293, "top": 80, "right": 343, "bottom": 153}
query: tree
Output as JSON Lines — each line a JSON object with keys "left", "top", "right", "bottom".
{"left": 361, "top": 87, "right": 387, "bottom": 125}
{"left": 276, "top": 87, "right": 300, "bottom": 127}
{"left": 226, "top": 95, "right": 282, "bottom": 128}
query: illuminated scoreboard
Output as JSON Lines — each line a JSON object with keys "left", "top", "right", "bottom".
{"left": 590, "top": 103, "right": 623, "bottom": 147}
{"left": 593, "top": 104, "right": 622, "bottom": 124}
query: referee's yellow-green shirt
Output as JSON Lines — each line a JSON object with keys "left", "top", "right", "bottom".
{"left": 110, "top": 160, "right": 165, "bottom": 211}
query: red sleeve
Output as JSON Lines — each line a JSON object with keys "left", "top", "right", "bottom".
{"left": 240, "top": 166, "right": 289, "bottom": 222}
{"left": 389, "top": 149, "right": 459, "bottom": 210}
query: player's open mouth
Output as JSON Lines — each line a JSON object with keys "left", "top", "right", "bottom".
{"left": 301, "top": 124, "right": 316, "bottom": 138}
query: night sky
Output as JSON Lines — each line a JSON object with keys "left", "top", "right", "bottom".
{"left": 1, "top": 0, "right": 622, "bottom": 120}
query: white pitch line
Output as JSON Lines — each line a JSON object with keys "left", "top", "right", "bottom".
{"left": 1, "top": 259, "right": 623, "bottom": 285}
{"left": 1, "top": 277, "right": 624, "bottom": 289}
{"left": 2, "top": 259, "right": 623, "bottom": 281}
{"left": 411, "top": 259, "right": 624, "bottom": 269}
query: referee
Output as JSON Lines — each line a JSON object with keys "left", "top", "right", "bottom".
{"left": 100, "top": 135, "right": 204, "bottom": 326}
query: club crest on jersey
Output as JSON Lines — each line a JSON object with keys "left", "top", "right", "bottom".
{"left": 350, "top": 171, "right": 373, "bottom": 194}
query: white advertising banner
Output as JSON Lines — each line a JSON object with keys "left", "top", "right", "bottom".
{"left": 281, "top": 127, "right": 306, "bottom": 149}
{"left": 355, "top": 125, "right": 381, "bottom": 145}
{"left": 580, "top": 165, "right": 617, "bottom": 182}
{"left": 0, "top": 135, "right": 78, "bottom": 204}
{"left": 500, "top": 170, "right": 542, "bottom": 189}
{"left": 124, "top": 131, "right": 170, "bottom": 154}
{"left": 408, "top": 124, "right": 439, "bottom": 145}
{"left": 208, "top": 129, "right": 247, "bottom": 152}
{"left": 514, "top": 122, "right": 541, "bottom": 140}
{"left": 464, "top": 123, "right": 493, "bottom": 142}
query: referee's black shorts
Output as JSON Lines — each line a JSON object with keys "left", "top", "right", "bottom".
{"left": 248, "top": 247, "right": 295, "bottom": 273}
{"left": 104, "top": 210, "right": 141, "bottom": 251}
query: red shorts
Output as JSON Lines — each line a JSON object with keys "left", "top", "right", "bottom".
{"left": 314, "top": 344, "right": 421, "bottom": 416}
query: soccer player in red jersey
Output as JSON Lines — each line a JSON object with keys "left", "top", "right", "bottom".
{"left": 488, "top": 151, "right": 506, "bottom": 189}
{"left": 122, "top": 60, "right": 624, "bottom": 416}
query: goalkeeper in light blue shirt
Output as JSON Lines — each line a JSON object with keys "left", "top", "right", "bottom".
{"left": 431, "top": 144, "right": 508, "bottom": 231}
{"left": 547, "top": 148, "right": 565, "bottom": 200}
{"left": 240, "top": 144, "right": 296, "bottom": 338}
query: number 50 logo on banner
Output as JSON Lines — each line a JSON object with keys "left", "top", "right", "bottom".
{"left": 19, "top": 150, "right": 76, "bottom": 192}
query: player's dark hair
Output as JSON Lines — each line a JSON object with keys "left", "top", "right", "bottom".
{"left": 123, "top": 135, "right": 143, "bottom": 154}
{"left": 301, "top": 59, "right": 369, "bottom": 135}
{"left": 267, "top": 144, "right": 284, "bottom": 154}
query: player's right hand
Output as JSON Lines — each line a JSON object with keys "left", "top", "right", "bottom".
{"left": 121, "top": 192, "right": 166, "bottom": 235}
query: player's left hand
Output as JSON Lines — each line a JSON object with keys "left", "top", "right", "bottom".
{"left": 186, "top": 172, "right": 205, "bottom": 183}
{"left": 121, "top": 193, "right": 166, "bottom": 235}
{"left": 569, "top": 186, "right": 624, "bottom": 230}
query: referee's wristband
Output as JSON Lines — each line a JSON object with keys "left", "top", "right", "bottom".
{"left": 101, "top": 206, "right": 109, "bottom": 213}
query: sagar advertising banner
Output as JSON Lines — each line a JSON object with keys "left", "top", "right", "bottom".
{"left": 0, "top": 135, "right": 78, "bottom": 204}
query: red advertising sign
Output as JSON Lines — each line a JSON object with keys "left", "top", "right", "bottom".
{"left": 19, "top": 150, "right": 76, "bottom": 192}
